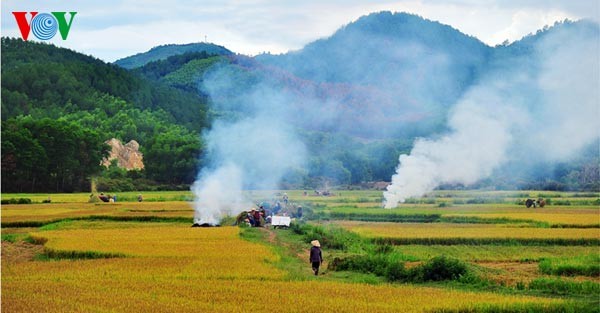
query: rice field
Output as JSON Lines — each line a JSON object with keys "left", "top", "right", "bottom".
{"left": 2, "top": 221, "right": 561, "bottom": 312}
{"left": 2, "top": 189, "right": 598, "bottom": 312}
{"left": 336, "top": 221, "right": 600, "bottom": 239}
{"left": 1, "top": 201, "right": 193, "bottom": 225}
{"left": 445, "top": 212, "right": 600, "bottom": 226}
{"left": 1, "top": 191, "right": 194, "bottom": 203}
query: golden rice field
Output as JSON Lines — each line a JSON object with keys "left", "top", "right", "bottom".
{"left": 2, "top": 222, "right": 562, "bottom": 312}
{"left": 336, "top": 221, "right": 600, "bottom": 239}
{"left": 2, "top": 190, "right": 599, "bottom": 312}
{"left": 445, "top": 212, "right": 600, "bottom": 226}
{"left": 2, "top": 191, "right": 193, "bottom": 203}
{"left": 2, "top": 201, "right": 193, "bottom": 223}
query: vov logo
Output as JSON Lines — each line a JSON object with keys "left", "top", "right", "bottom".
{"left": 12, "top": 12, "right": 77, "bottom": 41}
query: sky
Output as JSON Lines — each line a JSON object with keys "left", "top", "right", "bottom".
{"left": 2, "top": 0, "right": 599, "bottom": 62}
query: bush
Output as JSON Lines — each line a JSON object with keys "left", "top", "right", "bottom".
{"left": 1, "top": 198, "right": 32, "bottom": 204}
{"left": 373, "top": 243, "right": 393, "bottom": 254}
{"left": 289, "top": 222, "right": 305, "bottom": 235}
{"left": 385, "top": 261, "right": 407, "bottom": 281}
{"left": 416, "top": 255, "right": 467, "bottom": 282}
{"left": 329, "top": 254, "right": 468, "bottom": 283}
{"left": 292, "top": 223, "right": 365, "bottom": 251}
{"left": 328, "top": 254, "right": 394, "bottom": 277}
{"left": 17, "top": 198, "right": 32, "bottom": 204}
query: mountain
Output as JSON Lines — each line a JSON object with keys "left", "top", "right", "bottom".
{"left": 1, "top": 38, "right": 205, "bottom": 192}
{"left": 256, "top": 12, "right": 491, "bottom": 123}
{"left": 114, "top": 42, "right": 232, "bottom": 69}
{"left": 133, "top": 12, "right": 493, "bottom": 139}
{"left": 257, "top": 12, "right": 489, "bottom": 85}
{"left": 133, "top": 51, "right": 224, "bottom": 93}
{"left": 1, "top": 38, "right": 209, "bottom": 133}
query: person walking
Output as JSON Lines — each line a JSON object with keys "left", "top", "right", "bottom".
{"left": 309, "top": 240, "right": 323, "bottom": 276}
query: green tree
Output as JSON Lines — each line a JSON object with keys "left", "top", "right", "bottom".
{"left": 1, "top": 117, "right": 109, "bottom": 192}
{"left": 144, "top": 127, "right": 203, "bottom": 185}
{"left": 1, "top": 122, "right": 48, "bottom": 192}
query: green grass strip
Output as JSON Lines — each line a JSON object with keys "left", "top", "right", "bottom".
{"left": 373, "top": 237, "right": 600, "bottom": 246}
{"left": 539, "top": 254, "right": 600, "bottom": 277}
{"left": 431, "top": 301, "right": 598, "bottom": 313}
{"left": 527, "top": 277, "right": 600, "bottom": 296}
{"left": 1, "top": 233, "right": 19, "bottom": 243}
{"left": 327, "top": 212, "right": 441, "bottom": 223}
{"left": 319, "top": 212, "right": 598, "bottom": 228}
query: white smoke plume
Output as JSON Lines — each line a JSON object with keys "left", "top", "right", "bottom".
{"left": 192, "top": 68, "right": 307, "bottom": 225}
{"left": 384, "top": 21, "right": 600, "bottom": 208}
{"left": 192, "top": 163, "right": 245, "bottom": 225}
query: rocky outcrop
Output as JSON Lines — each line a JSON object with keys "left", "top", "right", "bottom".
{"left": 101, "top": 138, "right": 144, "bottom": 170}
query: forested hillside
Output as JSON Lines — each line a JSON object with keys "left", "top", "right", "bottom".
{"left": 114, "top": 42, "right": 232, "bottom": 69}
{"left": 1, "top": 38, "right": 206, "bottom": 192}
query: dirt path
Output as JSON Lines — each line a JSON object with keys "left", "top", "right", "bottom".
{"left": 260, "top": 227, "right": 327, "bottom": 275}
{"left": 262, "top": 227, "right": 310, "bottom": 259}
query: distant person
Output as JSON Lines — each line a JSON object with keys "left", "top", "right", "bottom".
{"left": 137, "top": 194, "right": 143, "bottom": 202}
{"left": 283, "top": 193, "right": 289, "bottom": 205}
{"left": 309, "top": 240, "right": 323, "bottom": 276}
{"left": 98, "top": 193, "right": 110, "bottom": 203}
{"left": 537, "top": 198, "right": 546, "bottom": 207}
{"left": 273, "top": 201, "right": 281, "bottom": 214}
{"left": 248, "top": 210, "right": 256, "bottom": 227}
{"left": 253, "top": 209, "right": 262, "bottom": 227}
{"left": 296, "top": 206, "right": 303, "bottom": 218}
{"left": 525, "top": 198, "right": 536, "bottom": 208}
{"left": 113, "top": 194, "right": 117, "bottom": 202}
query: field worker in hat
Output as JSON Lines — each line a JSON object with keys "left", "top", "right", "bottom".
{"left": 309, "top": 240, "right": 323, "bottom": 276}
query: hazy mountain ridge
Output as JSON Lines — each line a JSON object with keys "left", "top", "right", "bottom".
{"left": 114, "top": 42, "right": 232, "bottom": 69}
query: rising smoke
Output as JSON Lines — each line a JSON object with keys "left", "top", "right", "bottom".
{"left": 384, "top": 21, "right": 600, "bottom": 207}
{"left": 190, "top": 13, "right": 599, "bottom": 219}
{"left": 192, "top": 65, "right": 306, "bottom": 224}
